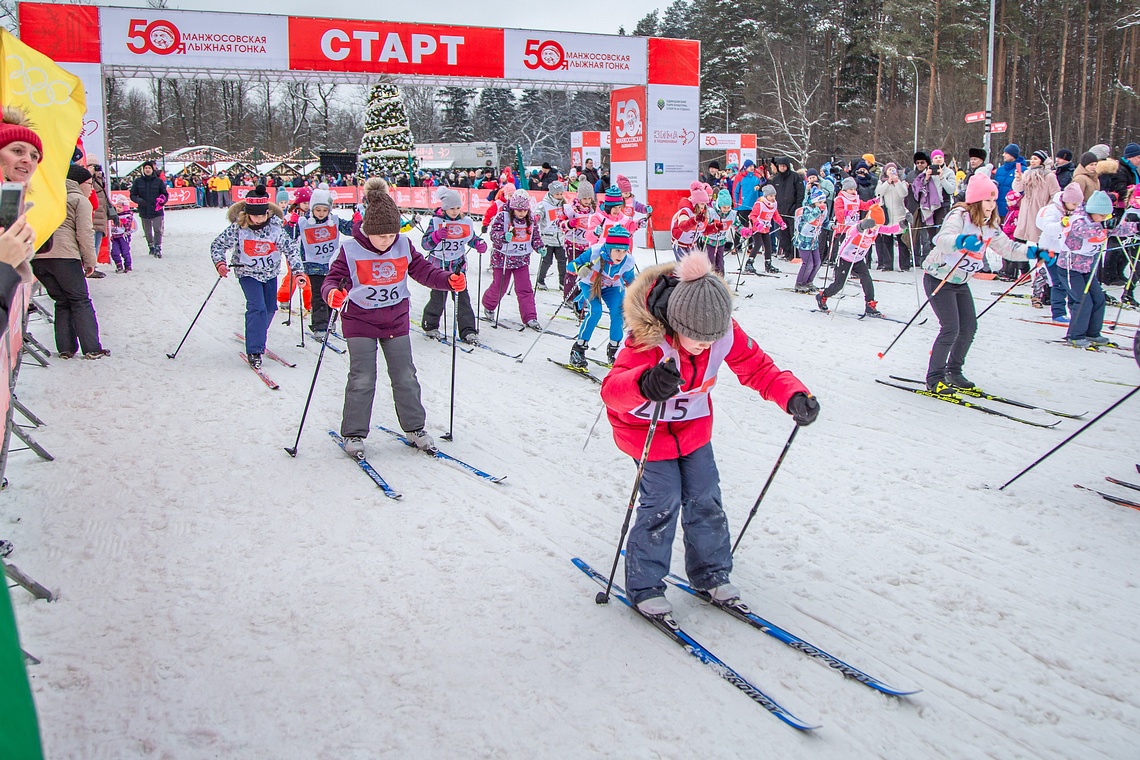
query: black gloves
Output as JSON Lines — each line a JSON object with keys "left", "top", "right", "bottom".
{"left": 638, "top": 358, "right": 682, "bottom": 402}
{"left": 787, "top": 393, "right": 820, "bottom": 426}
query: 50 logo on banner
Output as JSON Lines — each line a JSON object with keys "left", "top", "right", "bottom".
{"left": 522, "top": 40, "right": 566, "bottom": 71}
{"left": 126, "top": 19, "right": 184, "bottom": 55}
{"left": 615, "top": 99, "right": 642, "bottom": 139}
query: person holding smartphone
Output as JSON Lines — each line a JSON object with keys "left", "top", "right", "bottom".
{"left": 30, "top": 163, "right": 109, "bottom": 359}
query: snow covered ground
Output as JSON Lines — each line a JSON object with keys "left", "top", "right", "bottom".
{"left": 5, "top": 207, "right": 1139, "bottom": 758}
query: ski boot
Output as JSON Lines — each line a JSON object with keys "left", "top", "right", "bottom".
{"left": 342, "top": 436, "right": 365, "bottom": 459}
{"left": 926, "top": 376, "right": 955, "bottom": 394}
{"left": 863, "top": 300, "right": 882, "bottom": 317}
{"left": 569, "top": 340, "right": 588, "bottom": 369}
{"left": 945, "top": 372, "right": 975, "bottom": 389}
{"left": 247, "top": 353, "right": 263, "bottom": 369}
{"left": 84, "top": 349, "right": 111, "bottom": 360}
{"left": 525, "top": 319, "right": 542, "bottom": 331}
{"left": 461, "top": 332, "right": 479, "bottom": 345}
{"left": 814, "top": 292, "right": 829, "bottom": 312}
{"left": 535, "top": 281, "right": 549, "bottom": 291}
{"left": 311, "top": 330, "right": 328, "bottom": 342}
{"left": 1122, "top": 293, "right": 1138, "bottom": 308}
{"left": 765, "top": 260, "right": 780, "bottom": 274}
{"left": 705, "top": 582, "right": 741, "bottom": 604}
{"left": 482, "top": 307, "right": 496, "bottom": 321}
{"left": 1065, "top": 337, "right": 1092, "bottom": 348}
{"left": 606, "top": 340, "right": 620, "bottom": 364}
{"left": 153, "top": 246, "right": 162, "bottom": 259}
{"left": 743, "top": 258, "right": 758, "bottom": 275}
{"left": 406, "top": 428, "right": 437, "bottom": 453}
{"left": 635, "top": 595, "right": 672, "bottom": 618}
{"left": 1088, "top": 335, "right": 1111, "bottom": 346}
{"left": 423, "top": 328, "right": 443, "bottom": 340}
{"left": 115, "top": 263, "right": 125, "bottom": 274}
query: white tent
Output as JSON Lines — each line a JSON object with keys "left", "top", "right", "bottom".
{"left": 111, "top": 160, "right": 142, "bottom": 177}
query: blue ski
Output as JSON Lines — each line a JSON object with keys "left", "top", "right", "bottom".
{"left": 573, "top": 558, "right": 819, "bottom": 731}
{"left": 664, "top": 572, "right": 919, "bottom": 697}
{"left": 412, "top": 326, "right": 475, "bottom": 353}
{"left": 329, "top": 431, "right": 402, "bottom": 499}
{"left": 373, "top": 424, "right": 505, "bottom": 483}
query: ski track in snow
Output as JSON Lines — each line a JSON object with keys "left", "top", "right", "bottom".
{"left": 4, "top": 208, "right": 1139, "bottom": 758}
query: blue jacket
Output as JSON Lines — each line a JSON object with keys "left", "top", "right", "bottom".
{"left": 568, "top": 244, "right": 636, "bottom": 305}
{"left": 733, "top": 171, "right": 761, "bottom": 211}
{"left": 994, "top": 158, "right": 1026, "bottom": 218}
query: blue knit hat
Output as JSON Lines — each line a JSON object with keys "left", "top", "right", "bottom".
{"left": 742, "top": 159, "right": 755, "bottom": 169}
{"left": 1123, "top": 143, "right": 1140, "bottom": 160}
{"left": 1003, "top": 144, "right": 1021, "bottom": 159}
{"left": 1085, "top": 190, "right": 1113, "bottom": 215}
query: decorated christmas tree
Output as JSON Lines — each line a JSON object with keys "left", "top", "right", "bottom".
{"left": 357, "top": 82, "right": 417, "bottom": 180}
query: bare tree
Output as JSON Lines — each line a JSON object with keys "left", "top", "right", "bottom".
{"left": 751, "top": 44, "right": 830, "bottom": 166}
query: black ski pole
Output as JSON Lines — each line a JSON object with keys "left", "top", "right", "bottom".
{"left": 283, "top": 276, "right": 293, "bottom": 327}
{"left": 1109, "top": 245, "right": 1139, "bottom": 331}
{"left": 976, "top": 262, "right": 1040, "bottom": 320}
{"left": 284, "top": 310, "right": 340, "bottom": 458}
{"left": 731, "top": 425, "right": 800, "bottom": 555}
{"left": 646, "top": 213, "right": 660, "bottom": 266}
{"left": 441, "top": 292, "right": 459, "bottom": 442}
{"left": 998, "top": 384, "right": 1139, "bottom": 491}
{"left": 877, "top": 252, "right": 968, "bottom": 360}
{"left": 166, "top": 275, "right": 223, "bottom": 359}
{"left": 596, "top": 397, "right": 665, "bottom": 605}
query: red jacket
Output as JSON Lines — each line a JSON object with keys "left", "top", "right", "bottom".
{"left": 601, "top": 319, "right": 808, "bottom": 461}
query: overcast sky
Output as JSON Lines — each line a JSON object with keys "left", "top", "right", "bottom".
{"left": 101, "top": 0, "right": 664, "bottom": 37}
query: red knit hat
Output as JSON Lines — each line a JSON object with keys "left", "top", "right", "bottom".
{"left": 0, "top": 107, "right": 43, "bottom": 161}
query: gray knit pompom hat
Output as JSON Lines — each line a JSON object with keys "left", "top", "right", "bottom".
{"left": 667, "top": 254, "right": 733, "bottom": 342}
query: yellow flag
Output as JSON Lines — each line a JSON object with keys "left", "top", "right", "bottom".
{"left": 0, "top": 29, "right": 85, "bottom": 245}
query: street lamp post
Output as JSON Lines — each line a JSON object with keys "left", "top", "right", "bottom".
{"left": 983, "top": 0, "right": 996, "bottom": 159}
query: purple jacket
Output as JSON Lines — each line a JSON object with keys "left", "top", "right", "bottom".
{"left": 321, "top": 223, "right": 452, "bottom": 339}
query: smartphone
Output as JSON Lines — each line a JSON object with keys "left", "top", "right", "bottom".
{"left": 0, "top": 182, "right": 25, "bottom": 229}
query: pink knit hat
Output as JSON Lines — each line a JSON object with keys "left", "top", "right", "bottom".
{"left": 616, "top": 174, "right": 632, "bottom": 193}
{"left": 689, "top": 187, "right": 710, "bottom": 205}
{"left": 965, "top": 173, "right": 998, "bottom": 204}
{"left": 1061, "top": 182, "right": 1084, "bottom": 206}
{"left": 930, "top": 149, "right": 945, "bottom": 160}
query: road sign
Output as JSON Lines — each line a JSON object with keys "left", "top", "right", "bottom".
{"left": 965, "top": 111, "right": 986, "bottom": 124}
{"left": 991, "top": 122, "right": 1008, "bottom": 133}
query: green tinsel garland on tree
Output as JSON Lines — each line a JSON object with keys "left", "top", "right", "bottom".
{"left": 357, "top": 83, "right": 418, "bottom": 180}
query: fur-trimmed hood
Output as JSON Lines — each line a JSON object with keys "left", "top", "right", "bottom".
{"left": 623, "top": 262, "right": 675, "bottom": 349}
{"left": 1097, "top": 158, "right": 1119, "bottom": 176}
{"left": 227, "top": 199, "right": 284, "bottom": 228}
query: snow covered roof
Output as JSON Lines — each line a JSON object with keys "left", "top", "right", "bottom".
{"left": 165, "top": 145, "right": 231, "bottom": 160}
{"left": 419, "top": 159, "right": 454, "bottom": 171}
{"left": 302, "top": 162, "right": 321, "bottom": 175}
{"left": 111, "top": 160, "right": 142, "bottom": 177}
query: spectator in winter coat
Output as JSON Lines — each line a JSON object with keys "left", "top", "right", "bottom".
{"left": 994, "top": 144, "right": 1027, "bottom": 218}
{"left": 1071, "top": 152, "right": 1101, "bottom": 200}
{"left": 89, "top": 163, "right": 118, "bottom": 256}
{"left": 1054, "top": 149, "right": 1074, "bottom": 188}
{"left": 32, "top": 165, "right": 109, "bottom": 359}
{"left": 852, "top": 160, "right": 877, "bottom": 202}
{"left": 929, "top": 150, "right": 957, "bottom": 209}
{"left": 732, "top": 160, "right": 762, "bottom": 215}
{"left": 875, "top": 163, "right": 913, "bottom": 270}
{"left": 769, "top": 157, "right": 804, "bottom": 260}
{"left": 1100, "top": 142, "right": 1140, "bottom": 286}
{"left": 1011, "top": 150, "right": 1061, "bottom": 244}
{"left": 129, "top": 161, "right": 169, "bottom": 257}
{"left": 580, "top": 159, "right": 600, "bottom": 189}
{"left": 215, "top": 172, "right": 232, "bottom": 207}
